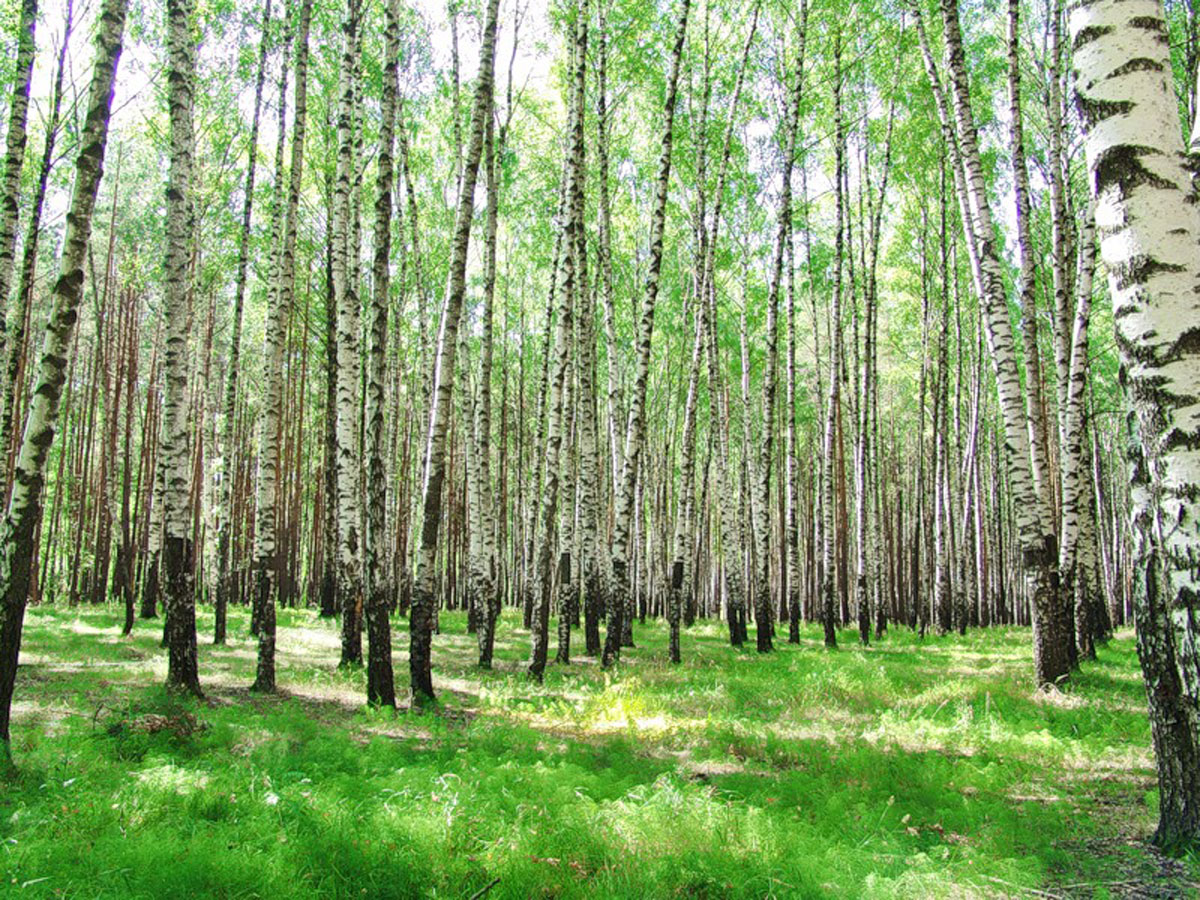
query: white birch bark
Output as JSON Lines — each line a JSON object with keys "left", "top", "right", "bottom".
{"left": 0, "top": 0, "right": 127, "bottom": 746}
{"left": 602, "top": 0, "right": 690, "bottom": 667}
{"left": 332, "top": 0, "right": 363, "bottom": 668}
{"left": 531, "top": 0, "right": 584, "bottom": 679}
{"left": 215, "top": 0, "right": 273, "bottom": 646}
{"left": 253, "top": 0, "right": 310, "bottom": 694}
{"left": 410, "top": 0, "right": 500, "bottom": 702}
{"left": 1070, "top": 0, "right": 1200, "bottom": 846}
{"left": 362, "top": 0, "right": 399, "bottom": 707}
{"left": 751, "top": 21, "right": 804, "bottom": 654}
{"left": 161, "top": 0, "right": 201, "bottom": 696}
{"left": 919, "top": 0, "right": 1069, "bottom": 684}
{"left": 0, "top": 0, "right": 38, "bottom": 364}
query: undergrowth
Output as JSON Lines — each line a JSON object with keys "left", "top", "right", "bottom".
{"left": 0, "top": 605, "right": 1193, "bottom": 898}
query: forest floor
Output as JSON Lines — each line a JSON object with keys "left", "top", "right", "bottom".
{"left": 0, "top": 605, "right": 1196, "bottom": 899}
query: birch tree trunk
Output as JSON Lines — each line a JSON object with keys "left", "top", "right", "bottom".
{"left": 0, "top": 0, "right": 126, "bottom": 749}
{"left": 553, "top": 0, "right": 588, "bottom": 670}
{"left": 0, "top": 0, "right": 38, "bottom": 368}
{"left": 0, "top": 0, "right": 72, "bottom": 470}
{"left": 595, "top": 3, "right": 621, "bottom": 496}
{"left": 1060, "top": 212, "right": 1097, "bottom": 660}
{"left": 361, "top": 0, "right": 400, "bottom": 707}
{"left": 782, "top": 4, "right": 804, "bottom": 646}
{"left": 142, "top": 412, "right": 165, "bottom": 619}
{"left": 162, "top": 0, "right": 201, "bottom": 696}
{"left": 820, "top": 31, "right": 846, "bottom": 649}
{"left": 332, "top": 0, "right": 364, "bottom": 667}
{"left": 668, "top": 3, "right": 713, "bottom": 667}
{"left": 253, "top": 0, "right": 310, "bottom": 694}
{"left": 751, "top": 28, "right": 804, "bottom": 654}
{"left": 215, "top": 0, "right": 273, "bottom": 647}
{"left": 1006, "top": 0, "right": 1055, "bottom": 532}
{"left": 927, "top": 0, "right": 1069, "bottom": 685}
{"left": 410, "top": 0, "right": 500, "bottom": 703}
{"left": 572, "top": 112, "right": 604, "bottom": 663}
{"left": 699, "top": 10, "right": 757, "bottom": 651}
{"left": 320, "top": 204, "right": 338, "bottom": 619}
{"left": 473, "top": 109, "right": 500, "bottom": 668}
{"left": 1070, "top": 0, "right": 1200, "bottom": 848}
{"left": 530, "top": 0, "right": 584, "bottom": 681}
{"left": 602, "top": 0, "right": 690, "bottom": 668}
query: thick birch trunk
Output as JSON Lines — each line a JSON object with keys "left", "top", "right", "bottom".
{"left": 333, "top": 0, "right": 364, "bottom": 667}
{"left": 410, "top": 0, "right": 500, "bottom": 702}
{"left": 1070, "top": 0, "right": 1200, "bottom": 848}
{"left": 0, "top": 0, "right": 127, "bottom": 747}
{"left": 162, "top": 0, "right": 201, "bottom": 697}
{"left": 253, "top": 0, "right": 311, "bottom": 694}
{"left": 362, "top": 0, "right": 399, "bottom": 707}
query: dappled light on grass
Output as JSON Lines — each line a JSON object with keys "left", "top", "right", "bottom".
{"left": 0, "top": 606, "right": 1194, "bottom": 897}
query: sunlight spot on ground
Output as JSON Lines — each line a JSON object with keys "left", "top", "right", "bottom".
{"left": 864, "top": 869, "right": 996, "bottom": 899}
{"left": 64, "top": 618, "right": 114, "bottom": 636}
{"left": 276, "top": 623, "right": 344, "bottom": 655}
{"left": 1030, "top": 685, "right": 1086, "bottom": 709}
{"left": 1060, "top": 745, "right": 1155, "bottom": 774}
{"left": 896, "top": 679, "right": 973, "bottom": 710}
{"left": 1006, "top": 781, "right": 1063, "bottom": 803}
{"left": 133, "top": 762, "right": 210, "bottom": 795}
{"left": 436, "top": 673, "right": 590, "bottom": 706}
{"left": 944, "top": 663, "right": 1011, "bottom": 678}
{"left": 9, "top": 699, "right": 75, "bottom": 733}
{"left": 774, "top": 719, "right": 849, "bottom": 745}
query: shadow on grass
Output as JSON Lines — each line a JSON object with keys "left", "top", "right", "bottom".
{"left": 0, "top": 605, "right": 1194, "bottom": 898}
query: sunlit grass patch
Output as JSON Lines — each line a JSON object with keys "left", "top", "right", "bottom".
{"left": 0, "top": 605, "right": 1194, "bottom": 897}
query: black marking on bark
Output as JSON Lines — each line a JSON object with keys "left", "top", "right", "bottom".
{"left": 1072, "top": 24, "right": 1112, "bottom": 53}
{"left": 1111, "top": 254, "right": 1186, "bottom": 293}
{"left": 1172, "top": 326, "right": 1200, "bottom": 358}
{"left": 1129, "top": 16, "right": 1167, "bottom": 38}
{"left": 1077, "top": 94, "right": 1135, "bottom": 128}
{"left": 1109, "top": 57, "right": 1163, "bottom": 77}
{"left": 1093, "top": 143, "right": 1176, "bottom": 195}
{"left": 1163, "top": 425, "right": 1200, "bottom": 453}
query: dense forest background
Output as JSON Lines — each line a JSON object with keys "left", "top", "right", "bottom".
{"left": 0, "top": 0, "right": 1198, "bottom": 867}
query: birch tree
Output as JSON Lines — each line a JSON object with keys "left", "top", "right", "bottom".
{"left": 332, "top": 0, "right": 364, "bottom": 668}
{"left": 0, "top": 0, "right": 38, "bottom": 364}
{"left": 215, "top": 0, "right": 273, "bottom": 646}
{"left": 161, "top": 0, "right": 201, "bottom": 696}
{"left": 750, "top": 19, "right": 804, "bottom": 654}
{"left": 530, "top": 0, "right": 585, "bottom": 681}
{"left": 602, "top": 0, "right": 690, "bottom": 667}
{"left": 917, "top": 0, "right": 1070, "bottom": 684}
{"left": 363, "top": 0, "right": 400, "bottom": 707}
{"left": 0, "top": 0, "right": 128, "bottom": 749}
{"left": 1070, "top": 0, "right": 1200, "bottom": 849}
{"left": 252, "top": 0, "right": 311, "bottom": 694}
{"left": 410, "top": 0, "right": 501, "bottom": 703}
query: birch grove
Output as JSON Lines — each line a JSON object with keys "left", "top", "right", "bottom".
{"left": 0, "top": 0, "right": 1193, "bottom": 858}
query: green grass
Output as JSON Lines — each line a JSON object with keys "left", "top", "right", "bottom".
{"left": 0, "top": 604, "right": 1195, "bottom": 898}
